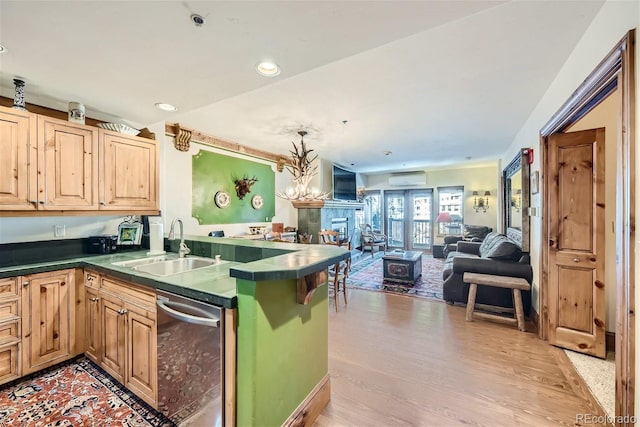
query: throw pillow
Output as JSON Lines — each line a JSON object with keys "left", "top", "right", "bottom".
{"left": 482, "top": 235, "right": 522, "bottom": 260}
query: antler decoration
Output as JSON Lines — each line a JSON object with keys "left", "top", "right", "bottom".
{"left": 234, "top": 176, "right": 258, "bottom": 199}
{"left": 277, "top": 131, "right": 330, "bottom": 201}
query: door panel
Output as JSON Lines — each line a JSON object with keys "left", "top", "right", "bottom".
{"left": 101, "top": 296, "right": 126, "bottom": 382}
{"left": 126, "top": 306, "right": 157, "bottom": 405}
{"left": 38, "top": 116, "right": 98, "bottom": 209}
{"left": 85, "top": 288, "right": 100, "bottom": 363}
{"left": 385, "top": 192, "right": 405, "bottom": 249}
{"left": 0, "top": 108, "right": 36, "bottom": 210}
{"left": 101, "top": 131, "right": 158, "bottom": 210}
{"left": 384, "top": 190, "right": 433, "bottom": 250}
{"left": 23, "top": 270, "right": 72, "bottom": 374}
{"left": 548, "top": 128, "right": 605, "bottom": 358}
{"left": 410, "top": 191, "right": 433, "bottom": 251}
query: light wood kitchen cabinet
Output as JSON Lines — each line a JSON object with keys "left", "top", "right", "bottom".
{"left": 37, "top": 116, "right": 99, "bottom": 210}
{"left": 0, "top": 277, "right": 21, "bottom": 385}
{"left": 100, "top": 294, "right": 126, "bottom": 383}
{"left": 99, "top": 130, "right": 159, "bottom": 211}
{"left": 0, "top": 105, "right": 159, "bottom": 214}
{"left": 0, "top": 107, "right": 37, "bottom": 210}
{"left": 21, "top": 269, "right": 74, "bottom": 375}
{"left": 84, "top": 285, "right": 101, "bottom": 363}
{"left": 97, "top": 275, "right": 158, "bottom": 407}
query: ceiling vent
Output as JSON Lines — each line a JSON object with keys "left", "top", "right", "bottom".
{"left": 388, "top": 172, "right": 426, "bottom": 187}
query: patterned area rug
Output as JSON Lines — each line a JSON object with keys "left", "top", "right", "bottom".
{"left": 347, "top": 251, "right": 445, "bottom": 301}
{"left": 0, "top": 357, "right": 175, "bottom": 427}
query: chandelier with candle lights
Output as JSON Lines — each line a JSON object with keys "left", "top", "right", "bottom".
{"left": 277, "top": 131, "right": 331, "bottom": 201}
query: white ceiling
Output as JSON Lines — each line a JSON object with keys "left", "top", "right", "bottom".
{"left": 0, "top": 1, "right": 603, "bottom": 173}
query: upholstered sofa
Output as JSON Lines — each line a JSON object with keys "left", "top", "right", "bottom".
{"left": 442, "top": 232, "right": 532, "bottom": 316}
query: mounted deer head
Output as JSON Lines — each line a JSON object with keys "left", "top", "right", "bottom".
{"left": 234, "top": 176, "right": 258, "bottom": 199}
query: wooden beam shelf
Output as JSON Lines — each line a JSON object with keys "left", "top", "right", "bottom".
{"left": 165, "top": 122, "right": 290, "bottom": 172}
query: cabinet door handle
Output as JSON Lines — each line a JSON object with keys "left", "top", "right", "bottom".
{"left": 90, "top": 297, "right": 99, "bottom": 302}
{"left": 39, "top": 200, "right": 45, "bottom": 204}
{"left": 117, "top": 309, "right": 128, "bottom": 315}
{"left": 23, "top": 281, "right": 30, "bottom": 287}
{"left": 573, "top": 258, "right": 580, "bottom": 262}
{"left": 100, "top": 202, "right": 106, "bottom": 206}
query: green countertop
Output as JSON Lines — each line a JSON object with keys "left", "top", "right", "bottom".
{"left": 0, "top": 235, "right": 350, "bottom": 309}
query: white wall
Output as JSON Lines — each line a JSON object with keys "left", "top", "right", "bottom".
{"left": 363, "top": 163, "right": 500, "bottom": 242}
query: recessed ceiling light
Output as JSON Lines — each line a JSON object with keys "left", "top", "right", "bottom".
{"left": 0, "top": 44, "right": 7, "bottom": 54}
{"left": 256, "top": 61, "right": 281, "bottom": 77}
{"left": 155, "top": 102, "right": 177, "bottom": 112}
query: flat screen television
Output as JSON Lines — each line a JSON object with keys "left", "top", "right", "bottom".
{"left": 332, "top": 164, "right": 357, "bottom": 201}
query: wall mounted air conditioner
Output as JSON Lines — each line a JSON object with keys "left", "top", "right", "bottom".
{"left": 388, "top": 172, "right": 426, "bottom": 186}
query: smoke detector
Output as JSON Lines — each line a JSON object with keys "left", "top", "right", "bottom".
{"left": 191, "top": 14, "right": 206, "bottom": 27}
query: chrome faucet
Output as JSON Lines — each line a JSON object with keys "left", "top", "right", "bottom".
{"left": 168, "top": 218, "right": 191, "bottom": 258}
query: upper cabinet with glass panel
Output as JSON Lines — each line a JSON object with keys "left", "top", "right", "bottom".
{"left": 502, "top": 149, "right": 531, "bottom": 252}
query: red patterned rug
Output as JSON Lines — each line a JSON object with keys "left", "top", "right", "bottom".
{"left": 347, "top": 252, "right": 445, "bottom": 301}
{"left": 0, "top": 357, "right": 175, "bottom": 426}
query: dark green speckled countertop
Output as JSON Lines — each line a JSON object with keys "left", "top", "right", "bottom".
{"left": 0, "top": 235, "right": 350, "bottom": 309}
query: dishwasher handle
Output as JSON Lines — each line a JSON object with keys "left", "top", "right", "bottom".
{"left": 157, "top": 298, "right": 220, "bottom": 328}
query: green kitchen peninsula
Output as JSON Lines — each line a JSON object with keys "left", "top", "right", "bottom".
{"left": 0, "top": 235, "right": 349, "bottom": 427}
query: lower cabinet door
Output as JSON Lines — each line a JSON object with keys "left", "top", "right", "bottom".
{"left": 100, "top": 296, "right": 126, "bottom": 383}
{"left": 126, "top": 305, "right": 157, "bottom": 407}
{"left": 0, "top": 341, "right": 20, "bottom": 385}
{"left": 22, "top": 270, "right": 72, "bottom": 374}
{"left": 85, "top": 287, "right": 101, "bottom": 363}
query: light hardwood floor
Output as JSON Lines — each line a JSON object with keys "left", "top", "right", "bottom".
{"left": 317, "top": 289, "right": 609, "bottom": 427}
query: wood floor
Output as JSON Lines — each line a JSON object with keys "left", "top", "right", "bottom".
{"left": 316, "top": 289, "right": 609, "bottom": 427}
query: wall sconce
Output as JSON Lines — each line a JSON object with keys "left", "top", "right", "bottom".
{"left": 511, "top": 189, "right": 521, "bottom": 212}
{"left": 472, "top": 190, "right": 490, "bottom": 213}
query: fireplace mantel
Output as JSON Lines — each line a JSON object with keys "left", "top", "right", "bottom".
{"left": 322, "top": 200, "right": 365, "bottom": 209}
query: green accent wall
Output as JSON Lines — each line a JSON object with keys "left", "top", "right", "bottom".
{"left": 236, "top": 278, "right": 328, "bottom": 426}
{"left": 192, "top": 150, "right": 276, "bottom": 224}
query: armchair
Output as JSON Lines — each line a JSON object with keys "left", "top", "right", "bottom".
{"left": 361, "top": 224, "right": 387, "bottom": 258}
{"left": 443, "top": 225, "right": 492, "bottom": 257}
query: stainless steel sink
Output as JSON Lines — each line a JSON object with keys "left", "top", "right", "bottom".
{"left": 112, "top": 254, "right": 178, "bottom": 268}
{"left": 112, "top": 255, "right": 226, "bottom": 276}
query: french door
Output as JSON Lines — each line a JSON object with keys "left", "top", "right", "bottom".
{"left": 384, "top": 189, "right": 433, "bottom": 251}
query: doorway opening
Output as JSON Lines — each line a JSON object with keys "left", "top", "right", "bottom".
{"left": 384, "top": 189, "right": 433, "bottom": 251}
{"left": 539, "top": 30, "right": 635, "bottom": 420}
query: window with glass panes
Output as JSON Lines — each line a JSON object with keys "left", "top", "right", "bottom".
{"left": 437, "top": 186, "right": 464, "bottom": 235}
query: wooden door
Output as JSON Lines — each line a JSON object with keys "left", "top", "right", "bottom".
{"left": 85, "top": 287, "right": 100, "bottom": 363}
{"left": 126, "top": 304, "right": 157, "bottom": 406}
{"left": 0, "top": 106, "right": 37, "bottom": 210}
{"left": 22, "top": 270, "right": 72, "bottom": 374}
{"left": 100, "top": 130, "right": 158, "bottom": 211}
{"left": 100, "top": 294, "right": 126, "bottom": 383}
{"left": 38, "top": 116, "right": 98, "bottom": 210}
{"left": 548, "top": 128, "right": 606, "bottom": 358}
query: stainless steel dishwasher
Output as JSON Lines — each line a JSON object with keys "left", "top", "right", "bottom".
{"left": 156, "top": 289, "right": 223, "bottom": 426}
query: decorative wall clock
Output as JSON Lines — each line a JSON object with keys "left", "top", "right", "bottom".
{"left": 215, "top": 191, "right": 231, "bottom": 208}
{"left": 251, "top": 194, "right": 264, "bottom": 209}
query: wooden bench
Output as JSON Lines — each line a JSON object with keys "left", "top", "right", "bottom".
{"left": 463, "top": 272, "right": 531, "bottom": 332}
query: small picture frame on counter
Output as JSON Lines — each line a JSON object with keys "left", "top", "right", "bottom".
{"left": 117, "top": 222, "right": 143, "bottom": 246}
